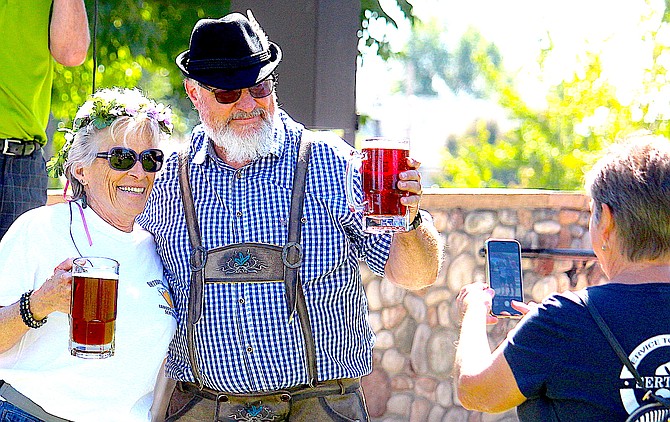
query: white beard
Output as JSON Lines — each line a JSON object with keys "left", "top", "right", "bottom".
{"left": 202, "top": 109, "right": 274, "bottom": 164}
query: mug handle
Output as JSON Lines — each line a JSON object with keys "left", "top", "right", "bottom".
{"left": 345, "top": 150, "right": 365, "bottom": 212}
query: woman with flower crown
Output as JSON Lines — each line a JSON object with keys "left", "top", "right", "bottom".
{"left": 0, "top": 88, "right": 177, "bottom": 421}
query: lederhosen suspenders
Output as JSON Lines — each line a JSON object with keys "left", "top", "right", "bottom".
{"left": 177, "top": 130, "right": 318, "bottom": 390}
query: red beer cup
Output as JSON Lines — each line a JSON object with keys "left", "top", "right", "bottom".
{"left": 346, "top": 137, "right": 411, "bottom": 233}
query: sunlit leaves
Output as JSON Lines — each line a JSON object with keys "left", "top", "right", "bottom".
{"left": 437, "top": 33, "right": 659, "bottom": 190}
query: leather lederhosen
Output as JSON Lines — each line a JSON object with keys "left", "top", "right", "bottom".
{"left": 177, "top": 130, "right": 317, "bottom": 390}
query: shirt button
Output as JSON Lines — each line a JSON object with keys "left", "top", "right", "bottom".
{"left": 246, "top": 346, "right": 253, "bottom": 353}
{"left": 236, "top": 172, "right": 242, "bottom": 179}
{"left": 236, "top": 211, "right": 242, "bottom": 217}
{"left": 238, "top": 298, "right": 245, "bottom": 304}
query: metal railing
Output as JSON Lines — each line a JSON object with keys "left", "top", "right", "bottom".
{"left": 479, "top": 247, "right": 597, "bottom": 261}
{"left": 520, "top": 248, "right": 597, "bottom": 261}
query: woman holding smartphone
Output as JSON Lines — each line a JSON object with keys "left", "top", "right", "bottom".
{"left": 454, "top": 133, "right": 670, "bottom": 421}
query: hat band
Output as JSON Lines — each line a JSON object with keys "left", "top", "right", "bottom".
{"left": 188, "top": 49, "right": 272, "bottom": 70}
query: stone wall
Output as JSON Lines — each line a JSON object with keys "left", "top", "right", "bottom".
{"left": 360, "top": 189, "right": 606, "bottom": 422}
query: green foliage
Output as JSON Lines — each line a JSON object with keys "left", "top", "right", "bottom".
{"left": 52, "top": 0, "right": 231, "bottom": 128}
{"left": 436, "top": 7, "right": 670, "bottom": 190}
{"left": 438, "top": 52, "right": 642, "bottom": 189}
{"left": 49, "top": 1, "right": 232, "bottom": 185}
{"left": 395, "top": 24, "right": 502, "bottom": 97}
{"left": 51, "top": 0, "right": 415, "bottom": 154}
{"left": 359, "top": 0, "right": 415, "bottom": 60}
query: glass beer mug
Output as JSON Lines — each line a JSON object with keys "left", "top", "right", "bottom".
{"left": 69, "top": 257, "right": 119, "bottom": 359}
{"left": 345, "top": 137, "right": 411, "bottom": 234}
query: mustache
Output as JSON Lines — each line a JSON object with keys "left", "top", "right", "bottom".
{"left": 226, "top": 108, "right": 268, "bottom": 124}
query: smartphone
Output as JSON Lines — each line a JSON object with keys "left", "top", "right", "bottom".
{"left": 485, "top": 239, "right": 524, "bottom": 318}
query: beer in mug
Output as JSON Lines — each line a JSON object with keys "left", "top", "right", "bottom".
{"left": 346, "top": 137, "right": 411, "bottom": 233}
{"left": 69, "top": 257, "right": 119, "bottom": 359}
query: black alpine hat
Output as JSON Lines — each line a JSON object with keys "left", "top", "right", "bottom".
{"left": 176, "top": 11, "right": 282, "bottom": 90}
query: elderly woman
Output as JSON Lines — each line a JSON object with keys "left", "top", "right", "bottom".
{"left": 0, "top": 88, "right": 176, "bottom": 421}
{"left": 454, "top": 134, "right": 670, "bottom": 421}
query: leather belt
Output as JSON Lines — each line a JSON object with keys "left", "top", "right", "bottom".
{"left": 1, "top": 139, "right": 40, "bottom": 156}
{"left": 178, "top": 378, "right": 360, "bottom": 402}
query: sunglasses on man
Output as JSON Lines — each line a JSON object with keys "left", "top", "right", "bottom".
{"left": 96, "top": 147, "right": 164, "bottom": 172}
{"left": 197, "top": 77, "right": 275, "bottom": 104}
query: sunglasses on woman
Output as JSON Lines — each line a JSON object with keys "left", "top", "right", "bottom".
{"left": 197, "top": 78, "right": 275, "bottom": 104}
{"left": 96, "top": 147, "right": 164, "bottom": 172}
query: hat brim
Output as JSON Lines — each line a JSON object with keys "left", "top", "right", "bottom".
{"left": 176, "top": 42, "right": 282, "bottom": 90}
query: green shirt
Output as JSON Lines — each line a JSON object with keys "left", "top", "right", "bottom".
{"left": 0, "top": 0, "right": 54, "bottom": 146}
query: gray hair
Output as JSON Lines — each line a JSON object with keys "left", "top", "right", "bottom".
{"left": 584, "top": 133, "right": 670, "bottom": 262}
{"left": 63, "top": 115, "right": 165, "bottom": 200}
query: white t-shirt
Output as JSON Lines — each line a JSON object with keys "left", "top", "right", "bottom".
{"left": 0, "top": 202, "right": 177, "bottom": 421}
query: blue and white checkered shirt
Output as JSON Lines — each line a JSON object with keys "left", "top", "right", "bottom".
{"left": 138, "top": 110, "right": 392, "bottom": 393}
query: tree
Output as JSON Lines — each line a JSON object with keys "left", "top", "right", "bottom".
{"left": 49, "top": 0, "right": 414, "bottom": 183}
{"left": 393, "top": 22, "right": 502, "bottom": 97}
{"left": 52, "top": 1, "right": 232, "bottom": 136}
{"left": 359, "top": 0, "right": 416, "bottom": 60}
{"left": 437, "top": 3, "right": 669, "bottom": 190}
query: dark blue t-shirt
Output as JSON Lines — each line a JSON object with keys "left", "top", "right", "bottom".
{"left": 503, "top": 283, "right": 670, "bottom": 421}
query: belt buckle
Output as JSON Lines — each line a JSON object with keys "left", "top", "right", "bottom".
{"left": 2, "top": 139, "right": 23, "bottom": 156}
{"left": 1, "top": 139, "right": 35, "bottom": 156}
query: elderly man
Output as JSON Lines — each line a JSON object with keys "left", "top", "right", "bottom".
{"left": 139, "top": 10, "right": 442, "bottom": 421}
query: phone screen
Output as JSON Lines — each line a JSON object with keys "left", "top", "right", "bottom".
{"left": 486, "top": 239, "right": 523, "bottom": 318}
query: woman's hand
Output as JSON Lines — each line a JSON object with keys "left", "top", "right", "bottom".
{"left": 31, "top": 258, "right": 74, "bottom": 317}
{"left": 511, "top": 299, "right": 538, "bottom": 316}
{"left": 457, "top": 282, "right": 498, "bottom": 325}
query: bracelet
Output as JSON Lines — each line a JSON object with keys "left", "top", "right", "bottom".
{"left": 19, "top": 290, "right": 47, "bottom": 329}
{"left": 407, "top": 210, "right": 424, "bottom": 231}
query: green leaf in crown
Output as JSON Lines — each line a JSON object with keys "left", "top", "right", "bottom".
{"left": 47, "top": 88, "right": 173, "bottom": 179}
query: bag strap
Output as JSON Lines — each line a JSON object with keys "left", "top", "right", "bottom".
{"left": 578, "top": 291, "right": 670, "bottom": 408}
{"left": 178, "top": 149, "right": 206, "bottom": 388}
{"left": 0, "top": 380, "right": 72, "bottom": 422}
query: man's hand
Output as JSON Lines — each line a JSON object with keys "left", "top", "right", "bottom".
{"left": 397, "top": 157, "right": 422, "bottom": 220}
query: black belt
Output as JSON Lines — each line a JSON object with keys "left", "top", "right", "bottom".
{"left": 178, "top": 378, "right": 360, "bottom": 402}
{"left": 1, "top": 139, "right": 41, "bottom": 156}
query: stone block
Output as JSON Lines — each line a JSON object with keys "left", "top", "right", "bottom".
{"left": 386, "top": 394, "right": 413, "bottom": 419}
{"left": 395, "top": 317, "right": 418, "bottom": 355}
{"left": 436, "top": 380, "right": 454, "bottom": 408}
{"left": 382, "top": 348, "right": 407, "bottom": 375}
{"left": 410, "top": 397, "right": 432, "bottom": 422}
{"left": 375, "top": 330, "right": 394, "bottom": 350}
{"left": 464, "top": 211, "right": 497, "bottom": 235}
{"left": 362, "top": 366, "right": 391, "bottom": 418}
{"left": 405, "top": 294, "right": 427, "bottom": 323}
{"left": 446, "top": 254, "right": 476, "bottom": 294}
{"left": 491, "top": 225, "right": 516, "bottom": 240}
{"left": 391, "top": 374, "right": 414, "bottom": 391}
{"left": 382, "top": 305, "right": 408, "bottom": 329}
{"left": 410, "top": 324, "right": 432, "bottom": 375}
{"left": 380, "top": 278, "right": 406, "bottom": 307}
{"left": 367, "top": 279, "right": 383, "bottom": 311}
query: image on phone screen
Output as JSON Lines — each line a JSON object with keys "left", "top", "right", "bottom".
{"left": 486, "top": 239, "right": 523, "bottom": 318}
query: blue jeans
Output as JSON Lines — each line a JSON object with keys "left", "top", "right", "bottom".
{"left": 0, "top": 401, "right": 42, "bottom": 422}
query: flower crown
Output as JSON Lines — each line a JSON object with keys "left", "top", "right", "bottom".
{"left": 47, "top": 88, "right": 174, "bottom": 178}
